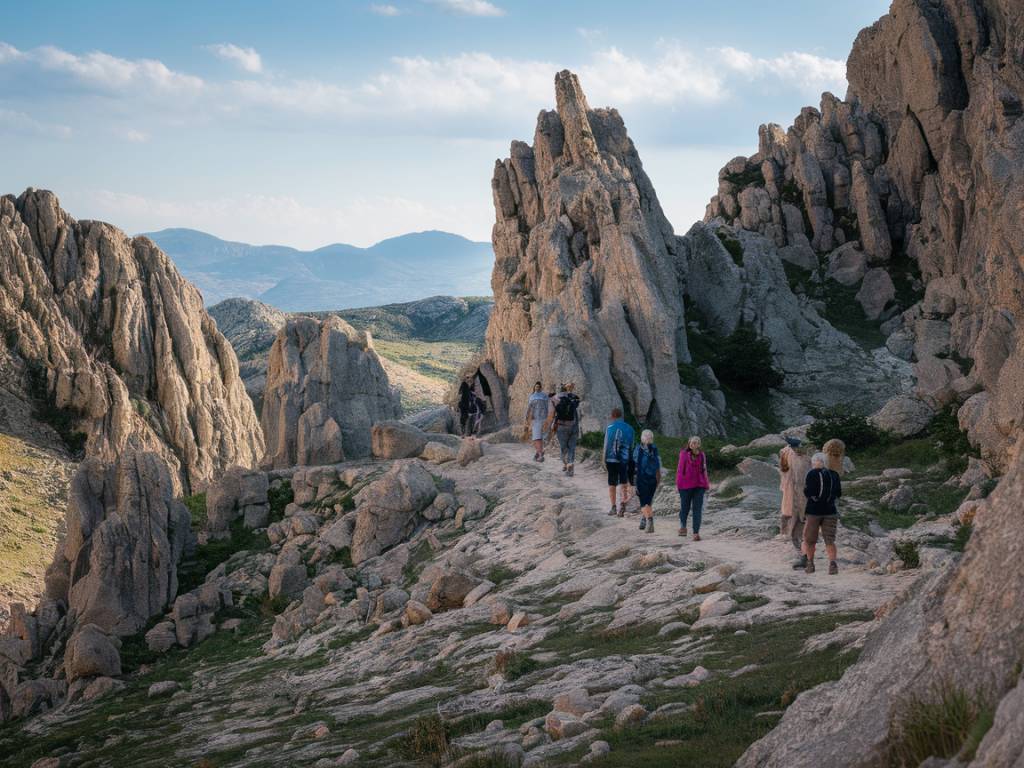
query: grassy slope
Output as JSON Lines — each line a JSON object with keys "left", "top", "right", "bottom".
{"left": 0, "top": 434, "right": 72, "bottom": 616}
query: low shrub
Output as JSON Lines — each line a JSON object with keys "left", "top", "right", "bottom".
{"left": 493, "top": 649, "right": 541, "bottom": 681}
{"left": 893, "top": 540, "right": 921, "bottom": 569}
{"left": 807, "top": 406, "right": 884, "bottom": 451}
{"left": 709, "top": 325, "right": 784, "bottom": 392}
{"left": 398, "top": 714, "right": 451, "bottom": 765}
{"left": 267, "top": 479, "right": 293, "bottom": 522}
{"left": 716, "top": 232, "right": 745, "bottom": 266}
{"left": 184, "top": 492, "right": 208, "bottom": 528}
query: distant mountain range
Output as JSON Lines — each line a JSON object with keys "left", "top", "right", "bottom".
{"left": 143, "top": 228, "right": 494, "bottom": 310}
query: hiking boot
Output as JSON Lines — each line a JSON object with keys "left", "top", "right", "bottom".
{"left": 829, "top": 561, "right": 839, "bottom": 575}
{"left": 567, "top": 465, "right": 574, "bottom": 477}
{"left": 618, "top": 503, "right": 626, "bottom": 518}
{"left": 639, "top": 518, "right": 647, "bottom": 531}
{"left": 693, "top": 533, "right": 702, "bottom": 542}
{"left": 805, "top": 559, "right": 816, "bottom": 574}
{"left": 539, "top": 454, "right": 545, "bottom": 463}
{"left": 646, "top": 518, "right": 654, "bottom": 534}
{"left": 608, "top": 506, "right": 618, "bottom": 517}
{"left": 678, "top": 527, "right": 686, "bottom": 537}
{"left": 533, "top": 452, "right": 539, "bottom": 462}
{"left": 561, "top": 464, "right": 567, "bottom": 473}
{"left": 791, "top": 555, "right": 808, "bottom": 570}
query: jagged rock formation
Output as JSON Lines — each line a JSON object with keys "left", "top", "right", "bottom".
{"left": 206, "top": 298, "right": 288, "bottom": 413}
{"left": 260, "top": 316, "right": 401, "bottom": 468}
{"left": 478, "top": 71, "right": 909, "bottom": 436}
{"left": 0, "top": 189, "right": 263, "bottom": 491}
{"left": 483, "top": 70, "right": 710, "bottom": 435}
{"left": 0, "top": 451, "right": 192, "bottom": 722}
{"left": 734, "top": 1, "right": 1024, "bottom": 765}
{"left": 45, "top": 451, "right": 193, "bottom": 637}
{"left": 706, "top": 0, "right": 1024, "bottom": 469}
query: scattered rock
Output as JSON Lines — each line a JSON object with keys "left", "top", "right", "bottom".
{"left": 699, "top": 592, "right": 737, "bottom": 620}
{"left": 371, "top": 421, "right": 429, "bottom": 460}
{"left": 148, "top": 681, "right": 180, "bottom": 698}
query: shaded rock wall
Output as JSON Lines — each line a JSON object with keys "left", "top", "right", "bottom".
{"left": 0, "top": 189, "right": 263, "bottom": 491}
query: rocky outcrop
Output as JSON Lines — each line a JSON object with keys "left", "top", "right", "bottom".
{"left": 481, "top": 70, "right": 712, "bottom": 435}
{"left": 734, "top": 1, "right": 1024, "bottom": 765}
{"left": 260, "top": 316, "right": 401, "bottom": 469}
{"left": 0, "top": 189, "right": 263, "bottom": 491}
{"left": 706, "top": 0, "right": 1024, "bottom": 468}
{"left": 350, "top": 461, "right": 437, "bottom": 564}
{"left": 207, "top": 297, "right": 288, "bottom": 412}
{"left": 45, "top": 451, "right": 193, "bottom": 637}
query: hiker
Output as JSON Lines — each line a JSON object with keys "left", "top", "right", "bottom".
{"left": 467, "top": 389, "right": 487, "bottom": 437}
{"left": 677, "top": 436, "right": 710, "bottom": 541}
{"left": 823, "top": 438, "right": 847, "bottom": 475}
{"left": 633, "top": 430, "right": 662, "bottom": 533}
{"left": 457, "top": 376, "right": 476, "bottom": 436}
{"left": 803, "top": 451, "right": 842, "bottom": 574}
{"left": 603, "top": 407, "right": 635, "bottom": 517}
{"left": 552, "top": 382, "right": 581, "bottom": 476}
{"left": 525, "top": 381, "right": 552, "bottom": 462}
{"left": 779, "top": 437, "right": 811, "bottom": 569}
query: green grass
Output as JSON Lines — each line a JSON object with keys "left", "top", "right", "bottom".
{"left": 184, "top": 492, "right": 208, "bottom": 528}
{"left": 267, "top": 479, "right": 293, "bottom": 521}
{"left": 493, "top": 649, "right": 543, "bottom": 681}
{"left": 888, "top": 686, "right": 993, "bottom": 767}
{"left": 893, "top": 540, "right": 921, "bottom": 568}
{"left": 549, "top": 612, "right": 872, "bottom": 767}
{"left": 485, "top": 564, "right": 519, "bottom": 586}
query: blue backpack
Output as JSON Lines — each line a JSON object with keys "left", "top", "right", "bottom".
{"left": 635, "top": 445, "right": 660, "bottom": 481}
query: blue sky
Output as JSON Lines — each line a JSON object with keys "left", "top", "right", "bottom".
{"left": 0, "top": 0, "right": 890, "bottom": 248}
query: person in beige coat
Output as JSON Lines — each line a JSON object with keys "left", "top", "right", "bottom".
{"left": 779, "top": 437, "right": 811, "bottom": 568}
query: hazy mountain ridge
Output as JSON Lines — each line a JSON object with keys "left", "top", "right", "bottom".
{"left": 145, "top": 228, "right": 494, "bottom": 310}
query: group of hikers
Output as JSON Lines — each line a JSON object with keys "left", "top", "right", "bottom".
{"left": 518, "top": 384, "right": 846, "bottom": 576}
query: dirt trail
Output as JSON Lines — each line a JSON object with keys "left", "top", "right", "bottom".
{"left": 493, "top": 440, "right": 908, "bottom": 613}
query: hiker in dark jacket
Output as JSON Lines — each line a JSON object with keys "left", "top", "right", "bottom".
{"left": 633, "top": 429, "right": 662, "bottom": 533}
{"left": 457, "top": 377, "right": 475, "bottom": 436}
{"left": 803, "top": 452, "right": 842, "bottom": 575}
{"left": 552, "top": 382, "right": 581, "bottom": 476}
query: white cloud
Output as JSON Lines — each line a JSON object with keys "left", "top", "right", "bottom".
{"left": 0, "top": 42, "right": 25, "bottom": 63}
{"left": 88, "top": 189, "right": 489, "bottom": 248}
{"left": 427, "top": 0, "right": 505, "bottom": 17}
{"left": 206, "top": 43, "right": 263, "bottom": 74}
{"left": 0, "top": 42, "right": 203, "bottom": 93}
{"left": 370, "top": 3, "right": 403, "bottom": 15}
{"left": 123, "top": 128, "right": 149, "bottom": 143}
{"left": 0, "top": 108, "right": 72, "bottom": 139}
{"left": 580, "top": 44, "right": 725, "bottom": 106}
{"left": 717, "top": 46, "right": 846, "bottom": 93}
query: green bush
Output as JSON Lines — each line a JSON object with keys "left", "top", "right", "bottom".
{"left": 579, "top": 431, "right": 604, "bottom": 450}
{"left": 893, "top": 540, "right": 921, "bottom": 569}
{"left": 267, "top": 480, "right": 293, "bottom": 522}
{"left": 711, "top": 326, "right": 784, "bottom": 392}
{"left": 184, "top": 492, "right": 208, "bottom": 528}
{"left": 716, "top": 232, "right": 745, "bottom": 267}
{"left": 929, "top": 406, "right": 978, "bottom": 473}
{"left": 807, "top": 406, "right": 884, "bottom": 451}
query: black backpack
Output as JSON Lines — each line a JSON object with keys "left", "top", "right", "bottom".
{"left": 555, "top": 393, "right": 579, "bottom": 421}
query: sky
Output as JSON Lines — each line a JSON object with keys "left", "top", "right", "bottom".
{"left": 0, "top": 0, "right": 890, "bottom": 249}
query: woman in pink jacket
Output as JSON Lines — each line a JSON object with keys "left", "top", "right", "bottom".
{"left": 677, "top": 436, "right": 710, "bottom": 541}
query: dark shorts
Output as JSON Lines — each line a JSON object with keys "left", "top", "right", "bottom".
{"left": 636, "top": 479, "right": 657, "bottom": 507}
{"left": 804, "top": 515, "right": 838, "bottom": 546}
{"left": 607, "top": 462, "right": 629, "bottom": 486}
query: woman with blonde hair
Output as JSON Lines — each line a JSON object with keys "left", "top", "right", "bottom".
{"left": 633, "top": 430, "right": 662, "bottom": 533}
{"left": 676, "top": 436, "right": 710, "bottom": 541}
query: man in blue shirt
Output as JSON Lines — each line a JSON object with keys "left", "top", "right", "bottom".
{"left": 603, "top": 407, "right": 635, "bottom": 517}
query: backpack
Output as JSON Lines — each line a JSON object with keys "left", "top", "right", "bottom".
{"left": 636, "top": 446, "right": 660, "bottom": 480}
{"left": 811, "top": 469, "right": 840, "bottom": 505}
{"left": 555, "top": 393, "right": 579, "bottom": 422}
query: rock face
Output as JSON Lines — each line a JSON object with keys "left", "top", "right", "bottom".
{"left": 706, "top": 0, "right": 1024, "bottom": 469}
{"left": 482, "top": 70, "right": 710, "bottom": 435}
{"left": 45, "top": 451, "right": 193, "bottom": 636}
{"left": 261, "top": 316, "right": 401, "bottom": 468}
{"left": 0, "top": 189, "right": 263, "bottom": 491}
{"left": 206, "top": 297, "right": 288, "bottom": 413}
{"left": 735, "top": 2, "right": 1024, "bottom": 765}
{"left": 476, "top": 71, "right": 906, "bottom": 435}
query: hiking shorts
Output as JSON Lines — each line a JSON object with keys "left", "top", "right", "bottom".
{"left": 804, "top": 515, "right": 838, "bottom": 546}
{"left": 636, "top": 479, "right": 657, "bottom": 507}
{"left": 531, "top": 418, "right": 546, "bottom": 441}
{"left": 607, "top": 462, "right": 629, "bottom": 486}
